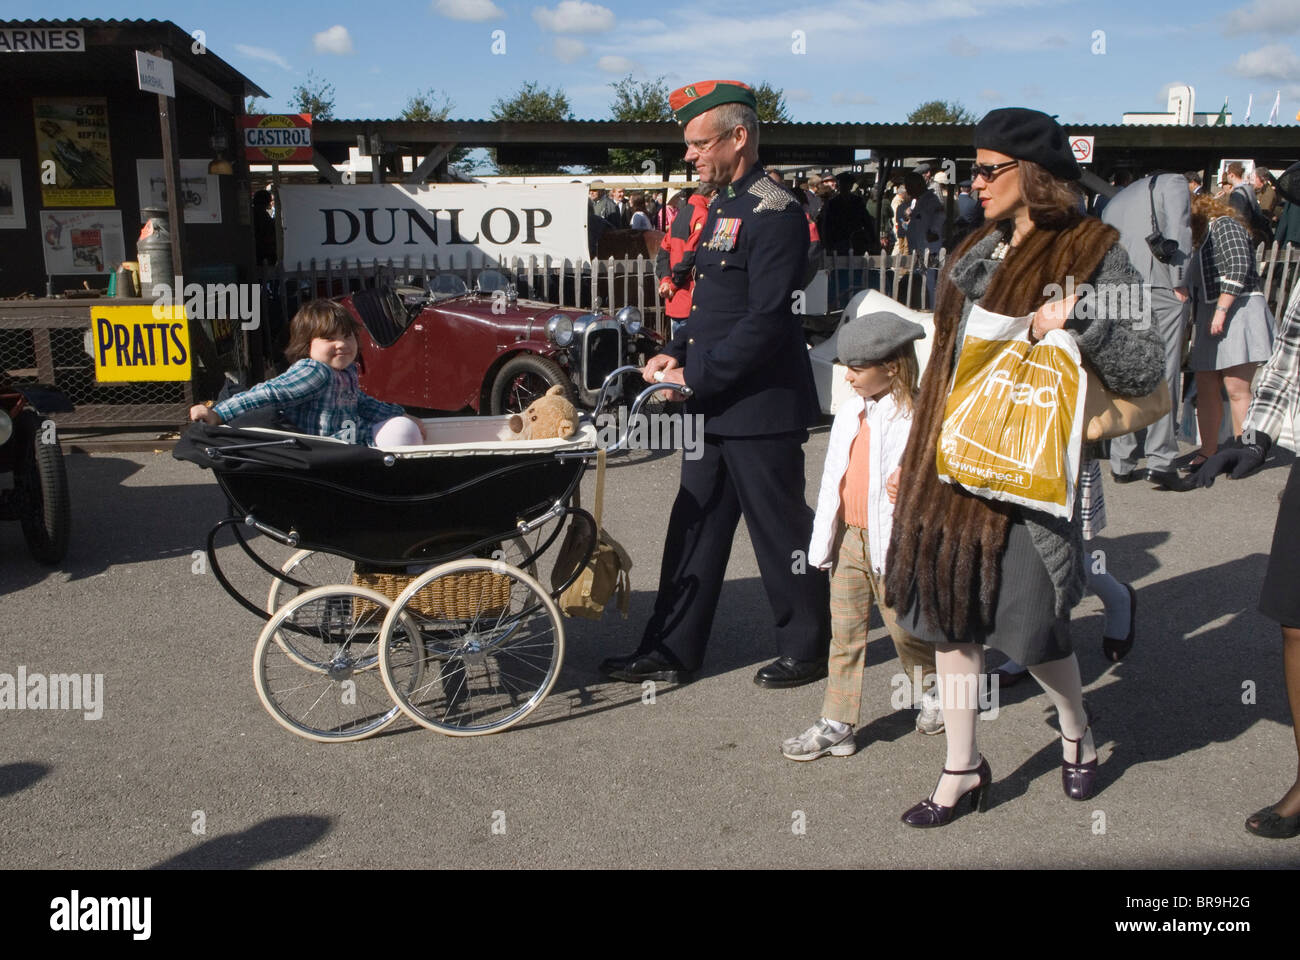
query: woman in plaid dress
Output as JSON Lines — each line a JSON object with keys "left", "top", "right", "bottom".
{"left": 1185, "top": 194, "right": 1276, "bottom": 468}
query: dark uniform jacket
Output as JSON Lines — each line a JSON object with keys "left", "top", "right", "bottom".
{"left": 663, "top": 164, "right": 819, "bottom": 436}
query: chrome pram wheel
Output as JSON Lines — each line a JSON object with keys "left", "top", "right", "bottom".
{"left": 377, "top": 558, "right": 564, "bottom": 736}
{"left": 254, "top": 585, "right": 424, "bottom": 742}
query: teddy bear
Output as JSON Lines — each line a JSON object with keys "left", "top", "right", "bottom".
{"left": 497, "top": 384, "right": 577, "bottom": 441}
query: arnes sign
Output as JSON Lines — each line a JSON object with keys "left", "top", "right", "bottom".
{"left": 278, "top": 183, "right": 590, "bottom": 266}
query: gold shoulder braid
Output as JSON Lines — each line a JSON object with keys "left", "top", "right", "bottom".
{"left": 883, "top": 217, "right": 1118, "bottom": 637}
{"left": 747, "top": 176, "right": 798, "bottom": 213}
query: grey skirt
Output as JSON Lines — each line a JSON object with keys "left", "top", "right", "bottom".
{"left": 895, "top": 518, "right": 1073, "bottom": 666}
{"left": 1189, "top": 292, "right": 1275, "bottom": 372}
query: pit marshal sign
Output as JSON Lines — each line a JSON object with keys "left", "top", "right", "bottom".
{"left": 240, "top": 114, "right": 313, "bottom": 164}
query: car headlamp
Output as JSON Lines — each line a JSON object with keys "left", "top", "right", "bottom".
{"left": 615, "top": 305, "right": 643, "bottom": 335}
{"left": 545, "top": 314, "right": 574, "bottom": 347}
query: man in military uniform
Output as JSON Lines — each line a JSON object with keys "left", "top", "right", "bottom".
{"left": 601, "top": 80, "right": 830, "bottom": 688}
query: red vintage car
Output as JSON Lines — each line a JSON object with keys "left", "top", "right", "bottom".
{"left": 340, "top": 277, "right": 663, "bottom": 415}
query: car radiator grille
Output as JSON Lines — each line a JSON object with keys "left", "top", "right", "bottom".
{"left": 584, "top": 328, "right": 622, "bottom": 392}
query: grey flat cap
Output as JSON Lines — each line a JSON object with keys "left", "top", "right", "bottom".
{"left": 835, "top": 311, "right": 926, "bottom": 366}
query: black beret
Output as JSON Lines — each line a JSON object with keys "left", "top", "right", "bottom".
{"left": 974, "top": 107, "right": 1080, "bottom": 182}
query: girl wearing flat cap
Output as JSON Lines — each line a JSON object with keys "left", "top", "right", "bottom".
{"left": 882, "top": 107, "right": 1165, "bottom": 826}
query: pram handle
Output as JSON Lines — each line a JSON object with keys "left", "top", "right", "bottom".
{"left": 559, "top": 380, "right": 693, "bottom": 459}
{"left": 590, "top": 364, "right": 694, "bottom": 417}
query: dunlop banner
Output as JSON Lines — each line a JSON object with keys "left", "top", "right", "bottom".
{"left": 936, "top": 305, "right": 1086, "bottom": 520}
{"left": 278, "top": 182, "right": 590, "bottom": 266}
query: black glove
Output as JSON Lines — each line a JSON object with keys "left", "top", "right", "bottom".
{"left": 1195, "top": 432, "right": 1272, "bottom": 487}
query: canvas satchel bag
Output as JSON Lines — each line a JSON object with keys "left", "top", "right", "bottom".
{"left": 551, "top": 449, "right": 632, "bottom": 619}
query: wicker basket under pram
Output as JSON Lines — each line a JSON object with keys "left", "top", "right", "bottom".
{"left": 351, "top": 566, "right": 511, "bottom": 619}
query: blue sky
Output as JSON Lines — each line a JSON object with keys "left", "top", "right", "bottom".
{"left": 11, "top": 0, "right": 1300, "bottom": 125}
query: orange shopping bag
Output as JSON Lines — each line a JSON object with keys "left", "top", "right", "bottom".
{"left": 936, "top": 304, "right": 1086, "bottom": 520}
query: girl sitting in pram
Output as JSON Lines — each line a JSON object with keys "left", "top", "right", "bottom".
{"left": 189, "top": 299, "right": 426, "bottom": 447}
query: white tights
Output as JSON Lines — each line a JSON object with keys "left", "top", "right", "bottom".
{"left": 931, "top": 644, "right": 1096, "bottom": 806}
{"left": 372, "top": 416, "right": 425, "bottom": 448}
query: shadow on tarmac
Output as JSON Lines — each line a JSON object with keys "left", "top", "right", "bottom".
{"left": 150, "top": 815, "right": 331, "bottom": 869}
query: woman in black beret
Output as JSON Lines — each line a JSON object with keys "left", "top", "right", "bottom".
{"left": 883, "top": 108, "right": 1165, "bottom": 826}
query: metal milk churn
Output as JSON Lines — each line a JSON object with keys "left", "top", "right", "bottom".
{"left": 137, "top": 206, "right": 174, "bottom": 296}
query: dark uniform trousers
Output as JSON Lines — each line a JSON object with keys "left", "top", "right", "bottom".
{"left": 640, "top": 163, "right": 831, "bottom": 671}
{"left": 642, "top": 431, "right": 830, "bottom": 671}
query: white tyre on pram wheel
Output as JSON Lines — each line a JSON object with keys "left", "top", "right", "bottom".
{"left": 377, "top": 558, "right": 565, "bottom": 736}
{"left": 267, "top": 549, "right": 358, "bottom": 672}
{"left": 254, "top": 584, "right": 425, "bottom": 742}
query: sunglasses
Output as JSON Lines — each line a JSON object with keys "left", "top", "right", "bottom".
{"left": 972, "top": 160, "right": 1019, "bottom": 181}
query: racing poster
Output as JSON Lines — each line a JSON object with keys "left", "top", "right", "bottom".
{"left": 40, "top": 209, "right": 126, "bottom": 276}
{"left": 34, "top": 97, "right": 116, "bottom": 207}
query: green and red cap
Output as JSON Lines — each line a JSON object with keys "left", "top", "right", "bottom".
{"left": 669, "top": 80, "right": 757, "bottom": 126}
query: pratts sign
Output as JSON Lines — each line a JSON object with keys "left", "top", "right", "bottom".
{"left": 240, "top": 114, "right": 313, "bottom": 163}
{"left": 278, "top": 183, "right": 590, "bottom": 266}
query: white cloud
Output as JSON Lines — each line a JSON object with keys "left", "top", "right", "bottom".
{"left": 533, "top": 1, "right": 616, "bottom": 33}
{"left": 786, "top": 88, "right": 814, "bottom": 103}
{"left": 313, "top": 25, "right": 354, "bottom": 55}
{"left": 1234, "top": 43, "right": 1300, "bottom": 86}
{"left": 1225, "top": 0, "right": 1300, "bottom": 35}
{"left": 597, "top": 54, "right": 638, "bottom": 73}
{"left": 553, "top": 37, "right": 587, "bottom": 62}
{"left": 947, "top": 36, "right": 979, "bottom": 57}
{"left": 433, "top": 0, "right": 504, "bottom": 21}
{"left": 831, "top": 91, "right": 878, "bottom": 105}
{"left": 235, "top": 44, "right": 292, "bottom": 71}
{"left": 979, "top": 88, "right": 1003, "bottom": 101}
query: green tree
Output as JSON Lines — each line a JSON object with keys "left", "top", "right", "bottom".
{"left": 605, "top": 74, "right": 672, "bottom": 174}
{"left": 289, "top": 70, "right": 336, "bottom": 120}
{"left": 400, "top": 87, "right": 471, "bottom": 173}
{"left": 907, "top": 99, "right": 976, "bottom": 123}
{"left": 489, "top": 82, "right": 574, "bottom": 173}
{"left": 753, "top": 82, "right": 791, "bottom": 123}
{"left": 401, "top": 87, "right": 454, "bottom": 122}
{"left": 244, "top": 95, "right": 265, "bottom": 115}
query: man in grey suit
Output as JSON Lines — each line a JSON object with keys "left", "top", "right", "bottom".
{"left": 1102, "top": 173, "right": 1194, "bottom": 490}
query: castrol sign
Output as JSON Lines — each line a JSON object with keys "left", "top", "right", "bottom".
{"left": 240, "top": 114, "right": 313, "bottom": 163}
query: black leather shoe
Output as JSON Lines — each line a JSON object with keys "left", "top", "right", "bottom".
{"left": 1110, "top": 468, "right": 1146, "bottom": 484}
{"left": 1147, "top": 468, "right": 1195, "bottom": 492}
{"left": 605, "top": 652, "right": 691, "bottom": 684}
{"left": 599, "top": 650, "right": 644, "bottom": 674}
{"left": 753, "top": 657, "right": 828, "bottom": 689}
{"left": 1061, "top": 722, "right": 1099, "bottom": 801}
{"left": 901, "top": 757, "right": 992, "bottom": 828}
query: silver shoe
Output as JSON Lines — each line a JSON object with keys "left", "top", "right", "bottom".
{"left": 916, "top": 686, "right": 945, "bottom": 735}
{"left": 781, "top": 718, "right": 856, "bottom": 761}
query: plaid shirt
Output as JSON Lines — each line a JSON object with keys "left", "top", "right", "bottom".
{"left": 1192, "top": 215, "right": 1259, "bottom": 299}
{"left": 212, "top": 358, "right": 405, "bottom": 445}
{"left": 1246, "top": 281, "right": 1300, "bottom": 443}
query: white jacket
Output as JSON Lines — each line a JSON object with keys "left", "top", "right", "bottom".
{"left": 808, "top": 391, "right": 913, "bottom": 575}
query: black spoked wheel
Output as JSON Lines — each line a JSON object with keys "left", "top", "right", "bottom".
{"left": 488, "top": 355, "right": 573, "bottom": 416}
{"left": 15, "top": 416, "right": 70, "bottom": 565}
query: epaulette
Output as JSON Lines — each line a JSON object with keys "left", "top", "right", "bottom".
{"left": 747, "top": 176, "right": 798, "bottom": 213}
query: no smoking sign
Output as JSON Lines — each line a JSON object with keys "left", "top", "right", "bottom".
{"left": 1069, "top": 135, "right": 1094, "bottom": 164}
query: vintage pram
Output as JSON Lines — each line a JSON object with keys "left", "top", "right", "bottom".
{"left": 176, "top": 367, "right": 684, "bottom": 743}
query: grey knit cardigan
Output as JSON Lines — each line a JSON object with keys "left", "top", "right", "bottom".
{"left": 944, "top": 228, "right": 1166, "bottom": 617}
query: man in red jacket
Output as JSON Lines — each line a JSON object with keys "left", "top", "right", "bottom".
{"left": 655, "top": 187, "right": 713, "bottom": 337}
